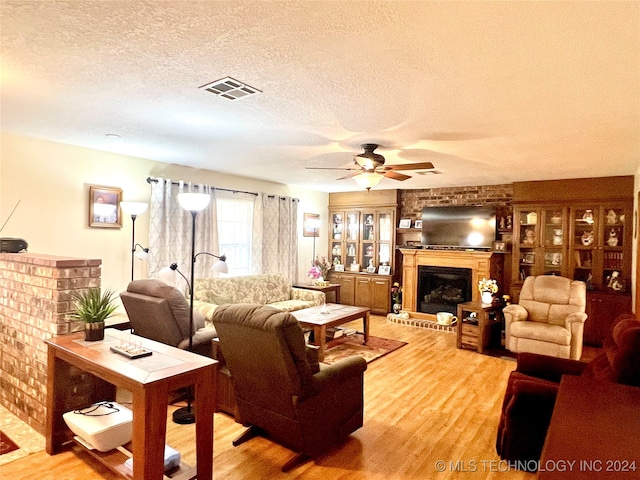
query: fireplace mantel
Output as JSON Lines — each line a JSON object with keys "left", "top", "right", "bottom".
{"left": 400, "top": 248, "right": 503, "bottom": 321}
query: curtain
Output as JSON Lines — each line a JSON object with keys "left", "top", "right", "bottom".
{"left": 252, "top": 193, "right": 298, "bottom": 278}
{"left": 148, "top": 178, "right": 220, "bottom": 291}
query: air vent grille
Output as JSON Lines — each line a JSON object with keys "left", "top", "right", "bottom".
{"left": 199, "top": 77, "right": 261, "bottom": 101}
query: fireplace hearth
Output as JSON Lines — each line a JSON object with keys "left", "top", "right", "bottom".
{"left": 418, "top": 266, "right": 472, "bottom": 315}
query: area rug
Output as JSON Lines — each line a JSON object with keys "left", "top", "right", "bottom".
{"left": 0, "top": 431, "right": 19, "bottom": 456}
{"left": 0, "top": 405, "right": 45, "bottom": 466}
{"left": 322, "top": 334, "right": 407, "bottom": 365}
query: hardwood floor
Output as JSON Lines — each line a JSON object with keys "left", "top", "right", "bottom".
{"left": 1, "top": 315, "right": 537, "bottom": 479}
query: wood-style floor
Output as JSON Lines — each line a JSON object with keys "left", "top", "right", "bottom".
{"left": 1, "top": 315, "right": 543, "bottom": 480}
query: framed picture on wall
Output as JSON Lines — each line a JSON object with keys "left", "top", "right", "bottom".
{"left": 89, "top": 185, "right": 122, "bottom": 228}
{"left": 303, "top": 213, "right": 320, "bottom": 237}
{"left": 398, "top": 218, "right": 411, "bottom": 228}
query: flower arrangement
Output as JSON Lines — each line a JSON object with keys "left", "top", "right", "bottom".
{"left": 309, "top": 255, "right": 332, "bottom": 280}
{"left": 478, "top": 277, "right": 499, "bottom": 294}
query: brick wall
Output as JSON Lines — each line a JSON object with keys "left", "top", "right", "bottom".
{"left": 0, "top": 253, "right": 101, "bottom": 434}
{"left": 398, "top": 183, "right": 514, "bottom": 220}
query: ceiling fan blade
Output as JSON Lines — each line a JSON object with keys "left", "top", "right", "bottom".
{"left": 383, "top": 170, "right": 411, "bottom": 181}
{"left": 305, "top": 166, "right": 359, "bottom": 171}
{"left": 385, "top": 162, "right": 434, "bottom": 171}
{"left": 337, "top": 171, "right": 360, "bottom": 180}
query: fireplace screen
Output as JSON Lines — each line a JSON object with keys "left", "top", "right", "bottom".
{"left": 418, "top": 266, "right": 472, "bottom": 315}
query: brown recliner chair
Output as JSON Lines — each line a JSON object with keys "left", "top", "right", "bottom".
{"left": 120, "top": 279, "right": 218, "bottom": 357}
{"left": 212, "top": 303, "right": 368, "bottom": 472}
{"left": 496, "top": 313, "right": 640, "bottom": 469}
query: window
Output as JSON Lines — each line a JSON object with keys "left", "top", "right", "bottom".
{"left": 216, "top": 193, "right": 253, "bottom": 276}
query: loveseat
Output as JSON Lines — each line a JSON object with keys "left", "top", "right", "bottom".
{"left": 193, "top": 274, "right": 325, "bottom": 324}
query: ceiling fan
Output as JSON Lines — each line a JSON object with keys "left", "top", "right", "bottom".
{"left": 307, "top": 143, "right": 435, "bottom": 190}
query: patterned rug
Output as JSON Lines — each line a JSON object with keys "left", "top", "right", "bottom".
{"left": 0, "top": 431, "right": 19, "bottom": 456}
{"left": 0, "top": 405, "right": 45, "bottom": 466}
{"left": 322, "top": 334, "right": 407, "bottom": 365}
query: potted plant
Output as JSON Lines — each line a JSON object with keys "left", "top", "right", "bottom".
{"left": 70, "top": 287, "right": 118, "bottom": 341}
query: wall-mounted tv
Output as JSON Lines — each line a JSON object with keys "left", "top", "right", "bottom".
{"left": 421, "top": 206, "right": 496, "bottom": 249}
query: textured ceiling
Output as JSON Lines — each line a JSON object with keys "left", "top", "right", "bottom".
{"left": 1, "top": 1, "right": 639, "bottom": 192}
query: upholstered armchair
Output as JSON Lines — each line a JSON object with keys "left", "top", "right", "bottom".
{"left": 496, "top": 313, "right": 640, "bottom": 467}
{"left": 503, "top": 276, "right": 587, "bottom": 360}
{"left": 120, "top": 279, "right": 218, "bottom": 357}
{"left": 212, "top": 303, "right": 368, "bottom": 472}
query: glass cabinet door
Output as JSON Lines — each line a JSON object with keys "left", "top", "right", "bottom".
{"left": 601, "top": 206, "right": 626, "bottom": 291}
{"left": 345, "top": 211, "right": 360, "bottom": 270}
{"left": 571, "top": 207, "right": 598, "bottom": 287}
{"left": 361, "top": 211, "right": 375, "bottom": 272}
{"left": 517, "top": 208, "right": 539, "bottom": 281}
{"left": 330, "top": 212, "right": 344, "bottom": 266}
{"left": 541, "top": 208, "right": 566, "bottom": 276}
{"left": 378, "top": 211, "right": 392, "bottom": 272}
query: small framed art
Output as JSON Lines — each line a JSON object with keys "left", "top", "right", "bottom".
{"left": 414, "top": 220, "right": 423, "bottom": 229}
{"left": 303, "top": 213, "right": 320, "bottom": 237}
{"left": 89, "top": 185, "right": 122, "bottom": 228}
{"left": 378, "top": 265, "right": 391, "bottom": 275}
{"left": 334, "top": 264, "right": 345, "bottom": 272}
{"left": 491, "top": 240, "right": 507, "bottom": 252}
{"left": 398, "top": 218, "right": 411, "bottom": 228}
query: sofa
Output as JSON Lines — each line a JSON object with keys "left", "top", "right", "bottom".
{"left": 496, "top": 313, "right": 640, "bottom": 467}
{"left": 193, "top": 274, "right": 325, "bottom": 324}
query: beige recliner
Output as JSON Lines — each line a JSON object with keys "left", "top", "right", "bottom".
{"left": 503, "top": 276, "right": 587, "bottom": 360}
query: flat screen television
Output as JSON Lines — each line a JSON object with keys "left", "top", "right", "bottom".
{"left": 421, "top": 206, "right": 496, "bottom": 249}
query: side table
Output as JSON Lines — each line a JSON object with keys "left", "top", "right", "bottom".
{"left": 456, "top": 301, "right": 501, "bottom": 354}
{"left": 293, "top": 283, "right": 341, "bottom": 304}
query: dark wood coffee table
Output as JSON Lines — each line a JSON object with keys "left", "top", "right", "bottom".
{"left": 292, "top": 304, "right": 370, "bottom": 362}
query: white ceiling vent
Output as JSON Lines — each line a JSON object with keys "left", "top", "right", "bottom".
{"left": 199, "top": 77, "right": 261, "bottom": 100}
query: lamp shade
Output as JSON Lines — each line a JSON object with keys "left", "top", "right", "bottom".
{"left": 120, "top": 202, "right": 148, "bottom": 216}
{"left": 353, "top": 172, "right": 384, "bottom": 190}
{"left": 157, "top": 266, "right": 177, "bottom": 284}
{"left": 135, "top": 250, "right": 149, "bottom": 260}
{"left": 212, "top": 259, "right": 228, "bottom": 274}
{"left": 177, "top": 193, "right": 210, "bottom": 212}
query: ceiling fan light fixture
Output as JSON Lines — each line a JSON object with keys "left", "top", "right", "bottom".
{"left": 353, "top": 171, "right": 384, "bottom": 191}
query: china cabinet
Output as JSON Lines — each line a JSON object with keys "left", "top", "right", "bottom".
{"left": 326, "top": 190, "right": 398, "bottom": 314}
{"left": 511, "top": 175, "right": 634, "bottom": 347}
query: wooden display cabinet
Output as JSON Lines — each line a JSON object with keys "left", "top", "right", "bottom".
{"left": 327, "top": 191, "right": 398, "bottom": 314}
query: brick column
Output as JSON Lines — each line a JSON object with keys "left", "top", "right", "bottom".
{"left": 0, "top": 253, "right": 101, "bottom": 433}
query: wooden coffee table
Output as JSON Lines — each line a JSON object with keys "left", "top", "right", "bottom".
{"left": 292, "top": 304, "right": 370, "bottom": 362}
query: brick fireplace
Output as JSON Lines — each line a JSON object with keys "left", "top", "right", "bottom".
{"left": 0, "top": 253, "right": 101, "bottom": 433}
{"left": 400, "top": 248, "right": 503, "bottom": 321}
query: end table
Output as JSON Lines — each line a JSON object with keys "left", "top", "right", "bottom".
{"left": 456, "top": 301, "right": 502, "bottom": 354}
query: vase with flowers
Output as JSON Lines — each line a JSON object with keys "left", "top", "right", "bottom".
{"left": 308, "top": 255, "right": 332, "bottom": 285}
{"left": 478, "top": 277, "right": 498, "bottom": 305}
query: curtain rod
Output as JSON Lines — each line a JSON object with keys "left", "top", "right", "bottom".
{"left": 146, "top": 176, "right": 258, "bottom": 197}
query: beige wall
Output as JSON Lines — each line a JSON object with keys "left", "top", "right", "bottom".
{"left": 0, "top": 133, "right": 329, "bottom": 301}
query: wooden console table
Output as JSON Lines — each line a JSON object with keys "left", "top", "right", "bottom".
{"left": 293, "top": 283, "right": 341, "bottom": 303}
{"left": 540, "top": 376, "right": 640, "bottom": 479}
{"left": 45, "top": 330, "right": 217, "bottom": 480}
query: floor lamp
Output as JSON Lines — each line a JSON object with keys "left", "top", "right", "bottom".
{"left": 161, "top": 192, "right": 228, "bottom": 424}
{"left": 120, "top": 201, "right": 150, "bottom": 282}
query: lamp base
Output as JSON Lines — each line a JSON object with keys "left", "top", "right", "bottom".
{"left": 172, "top": 406, "right": 195, "bottom": 424}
